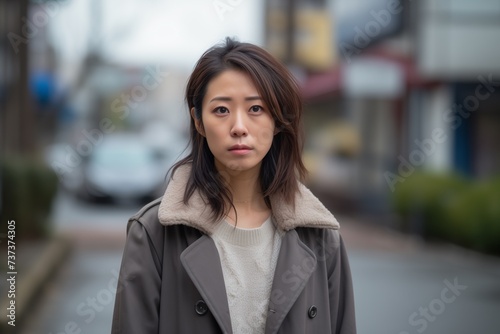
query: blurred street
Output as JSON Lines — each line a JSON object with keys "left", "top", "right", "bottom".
{"left": 2, "top": 0, "right": 500, "bottom": 333}
{"left": 19, "top": 192, "right": 500, "bottom": 334}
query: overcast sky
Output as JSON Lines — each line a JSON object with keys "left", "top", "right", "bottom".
{"left": 48, "top": 0, "right": 264, "bottom": 69}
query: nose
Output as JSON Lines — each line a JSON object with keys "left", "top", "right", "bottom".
{"left": 230, "top": 111, "right": 248, "bottom": 137}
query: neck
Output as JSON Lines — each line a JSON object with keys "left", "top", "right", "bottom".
{"left": 222, "top": 167, "right": 263, "bottom": 205}
{"left": 215, "top": 162, "right": 270, "bottom": 227}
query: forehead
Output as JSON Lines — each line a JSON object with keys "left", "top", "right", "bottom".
{"left": 204, "top": 69, "right": 259, "bottom": 99}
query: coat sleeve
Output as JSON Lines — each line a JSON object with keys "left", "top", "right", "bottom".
{"left": 111, "top": 219, "right": 162, "bottom": 334}
{"left": 329, "top": 233, "right": 357, "bottom": 334}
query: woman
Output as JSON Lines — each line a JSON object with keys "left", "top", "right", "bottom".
{"left": 111, "top": 37, "right": 356, "bottom": 334}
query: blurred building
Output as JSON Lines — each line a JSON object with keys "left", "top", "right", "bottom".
{"left": 0, "top": 0, "right": 33, "bottom": 155}
{"left": 416, "top": 0, "right": 500, "bottom": 178}
{"left": 265, "top": 0, "right": 500, "bottom": 215}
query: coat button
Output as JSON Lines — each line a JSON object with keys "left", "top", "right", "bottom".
{"left": 195, "top": 300, "right": 208, "bottom": 315}
{"left": 308, "top": 305, "right": 317, "bottom": 319}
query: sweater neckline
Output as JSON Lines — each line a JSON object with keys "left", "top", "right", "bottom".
{"left": 213, "top": 216, "right": 275, "bottom": 247}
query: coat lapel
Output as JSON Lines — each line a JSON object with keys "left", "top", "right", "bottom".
{"left": 265, "top": 230, "right": 317, "bottom": 334}
{"left": 180, "top": 235, "right": 233, "bottom": 334}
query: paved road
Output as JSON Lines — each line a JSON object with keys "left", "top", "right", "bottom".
{"left": 21, "top": 247, "right": 123, "bottom": 334}
{"left": 349, "top": 248, "right": 500, "bottom": 334}
{"left": 21, "top": 192, "right": 130, "bottom": 334}
{"left": 50, "top": 190, "right": 143, "bottom": 234}
{"left": 20, "top": 192, "right": 500, "bottom": 334}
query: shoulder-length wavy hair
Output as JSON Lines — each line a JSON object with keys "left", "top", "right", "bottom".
{"left": 170, "top": 37, "right": 306, "bottom": 223}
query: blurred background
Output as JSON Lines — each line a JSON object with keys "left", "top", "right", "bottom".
{"left": 1, "top": 0, "right": 500, "bottom": 333}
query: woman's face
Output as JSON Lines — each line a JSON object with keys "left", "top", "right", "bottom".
{"left": 195, "top": 69, "right": 275, "bottom": 174}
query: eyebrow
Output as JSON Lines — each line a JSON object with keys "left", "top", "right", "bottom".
{"left": 209, "top": 96, "right": 262, "bottom": 103}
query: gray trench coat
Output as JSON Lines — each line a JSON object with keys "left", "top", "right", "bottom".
{"left": 111, "top": 166, "right": 356, "bottom": 334}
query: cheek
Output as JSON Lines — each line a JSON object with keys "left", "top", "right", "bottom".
{"left": 256, "top": 118, "right": 274, "bottom": 153}
{"left": 205, "top": 126, "right": 224, "bottom": 155}
{"left": 204, "top": 130, "right": 223, "bottom": 153}
{"left": 255, "top": 119, "right": 275, "bottom": 150}
{"left": 200, "top": 116, "right": 222, "bottom": 147}
{"left": 256, "top": 127, "right": 274, "bottom": 149}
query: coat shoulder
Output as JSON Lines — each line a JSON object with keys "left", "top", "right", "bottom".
{"left": 295, "top": 226, "right": 341, "bottom": 247}
{"left": 126, "top": 197, "right": 205, "bottom": 260}
{"left": 127, "top": 197, "right": 165, "bottom": 256}
{"left": 129, "top": 197, "right": 163, "bottom": 224}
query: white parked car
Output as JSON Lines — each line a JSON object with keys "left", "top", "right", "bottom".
{"left": 79, "top": 134, "right": 172, "bottom": 203}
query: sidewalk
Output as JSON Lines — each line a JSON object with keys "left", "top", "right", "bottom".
{"left": 338, "top": 214, "right": 423, "bottom": 253}
{"left": 339, "top": 213, "right": 500, "bottom": 265}
{"left": 20, "top": 241, "right": 124, "bottom": 334}
{"left": 0, "top": 237, "right": 72, "bottom": 333}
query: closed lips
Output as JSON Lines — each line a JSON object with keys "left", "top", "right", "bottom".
{"left": 229, "top": 145, "right": 251, "bottom": 150}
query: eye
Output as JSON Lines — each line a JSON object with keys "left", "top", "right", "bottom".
{"left": 250, "top": 105, "right": 264, "bottom": 113}
{"left": 214, "top": 106, "right": 229, "bottom": 114}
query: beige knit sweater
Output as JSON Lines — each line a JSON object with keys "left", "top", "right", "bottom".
{"left": 211, "top": 217, "right": 283, "bottom": 334}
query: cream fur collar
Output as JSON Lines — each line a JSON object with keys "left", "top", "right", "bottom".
{"left": 158, "top": 165, "right": 339, "bottom": 235}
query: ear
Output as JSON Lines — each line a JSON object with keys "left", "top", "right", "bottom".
{"left": 273, "top": 124, "right": 281, "bottom": 136}
{"left": 191, "top": 107, "right": 205, "bottom": 137}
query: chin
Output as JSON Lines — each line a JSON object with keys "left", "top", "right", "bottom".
{"left": 218, "top": 160, "right": 262, "bottom": 173}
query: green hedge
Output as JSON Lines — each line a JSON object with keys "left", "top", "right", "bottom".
{"left": 1, "top": 157, "right": 59, "bottom": 239}
{"left": 443, "top": 177, "right": 500, "bottom": 253}
{"left": 393, "top": 172, "right": 500, "bottom": 255}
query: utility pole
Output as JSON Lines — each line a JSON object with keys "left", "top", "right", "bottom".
{"left": 1, "top": 0, "right": 35, "bottom": 155}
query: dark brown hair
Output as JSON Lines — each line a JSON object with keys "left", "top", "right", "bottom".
{"left": 170, "top": 37, "right": 306, "bottom": 222}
